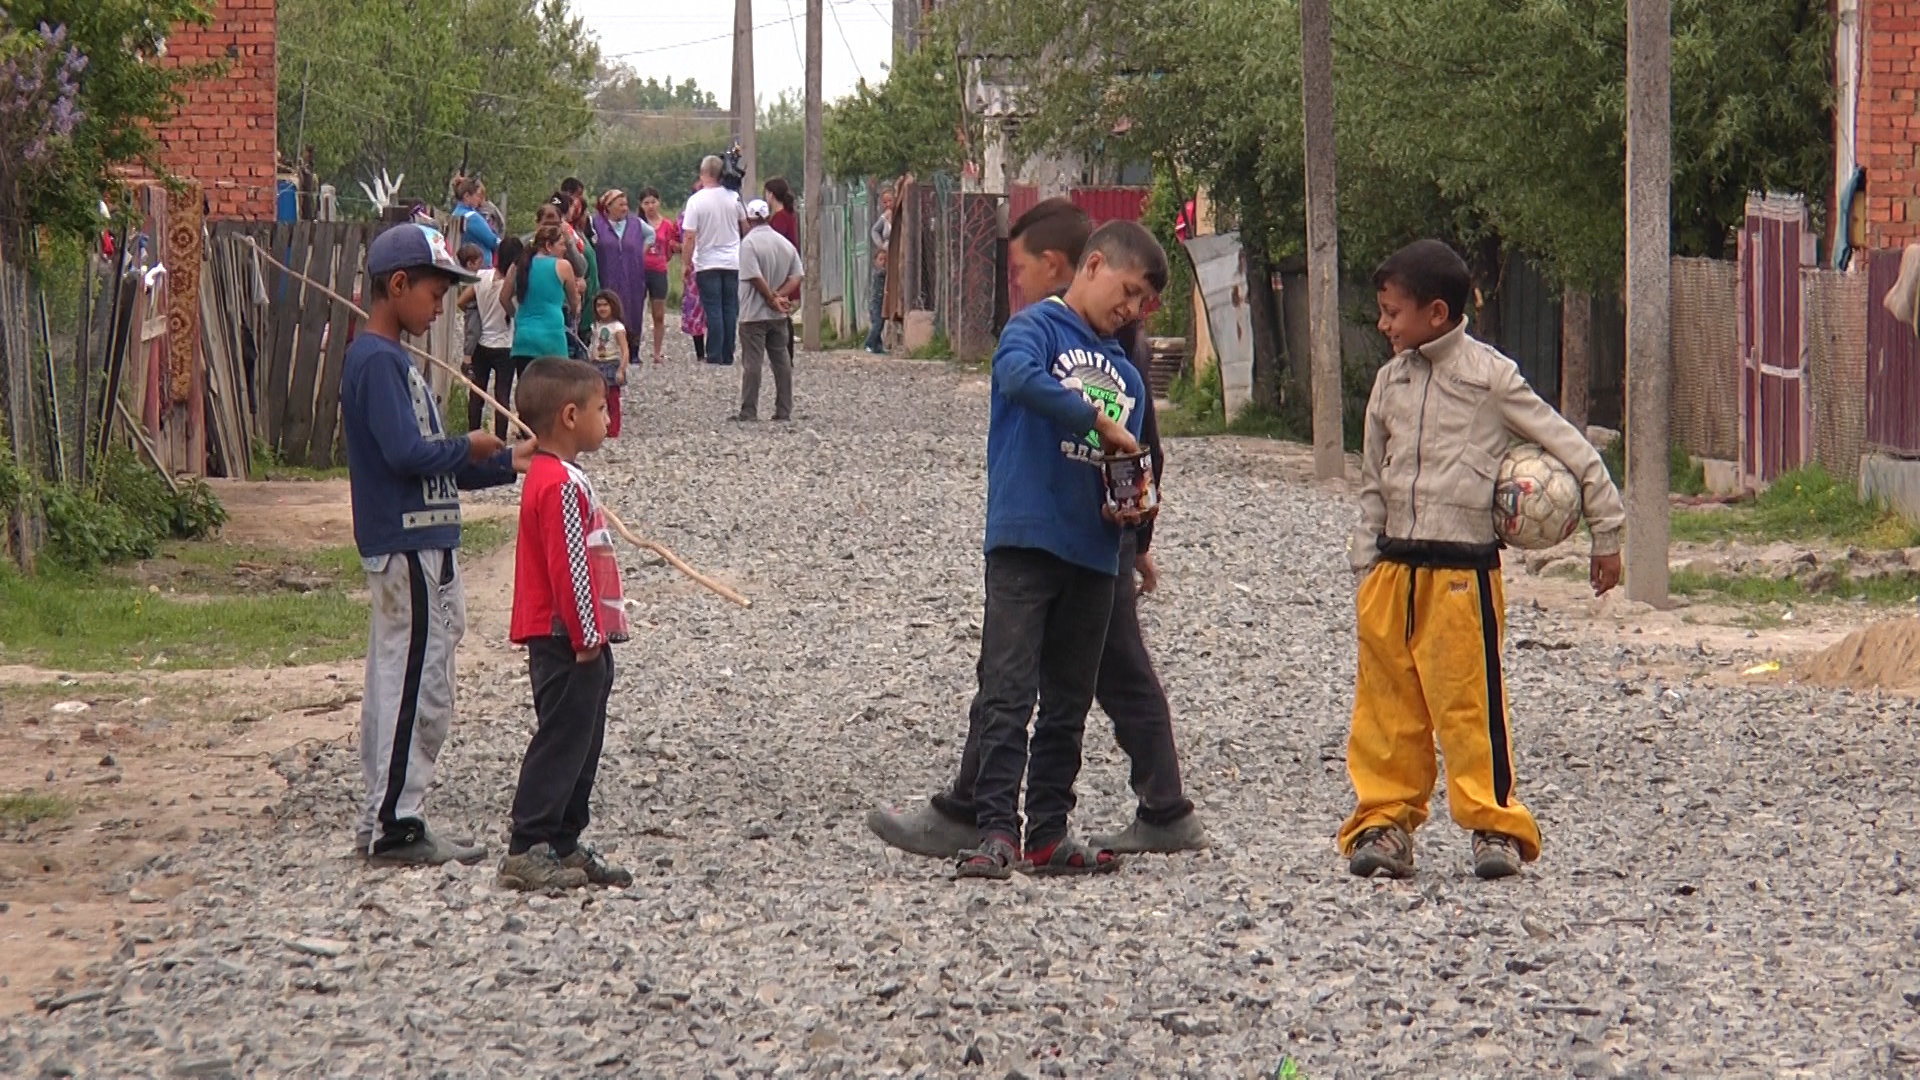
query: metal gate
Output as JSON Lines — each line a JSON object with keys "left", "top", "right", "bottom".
{"left": 1738, "top": 193, "right": 1816, "bottom": 486}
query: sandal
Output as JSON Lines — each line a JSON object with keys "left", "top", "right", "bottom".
{"left": 1022, "top": 834, "right": 1122, "bottom": 877}
{"left": 956, "top": 833, "right": 1021, "bottom": 880}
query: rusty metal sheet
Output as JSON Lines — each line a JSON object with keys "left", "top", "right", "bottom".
{"left": 1183, "top": 231, "right": 1254, "bottom": 417}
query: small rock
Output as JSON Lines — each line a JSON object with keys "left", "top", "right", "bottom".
{"left": 127, "top": 891, "right": 161, "bottom": 905}
{"left": 286, "top": 937, "right": 348, "bottom": 958}
{"left": 745, "top": 823, "right": 772, "bottom": 840}
{"left": 501, "top": 915, "right": 527, "bottom": 933}
{"left": 98, "top": 753, "right": 116, "bottom": 768}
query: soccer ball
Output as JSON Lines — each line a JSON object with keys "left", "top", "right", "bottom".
{"left": 1493, "top": 444, "right": 1582, "bottom": 550}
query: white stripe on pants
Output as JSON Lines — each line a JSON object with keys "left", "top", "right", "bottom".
{"left": 358, "top": 548, "right": 466, "bottom": 843}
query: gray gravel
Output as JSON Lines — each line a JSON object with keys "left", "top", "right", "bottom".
{"left": 9, "top": 339, "right": 1920, "bottom": 1078}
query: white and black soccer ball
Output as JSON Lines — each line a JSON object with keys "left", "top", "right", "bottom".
{"left": 1493, "top": 443, "right": 1582, "bottom": 551}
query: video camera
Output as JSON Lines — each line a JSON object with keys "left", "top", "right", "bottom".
{"left": 720, "top": 139, "right": 746, "bottom": 193}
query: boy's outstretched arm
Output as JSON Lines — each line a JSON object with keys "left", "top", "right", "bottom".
{"left": 1349, "top": 373, "right": 1390, "bottom": 575}
{"left": 1498, "top": 366, "right": 1626, "bottom": 562}
{"left": 360, "top": 359, "right": 481, "bottom": 479}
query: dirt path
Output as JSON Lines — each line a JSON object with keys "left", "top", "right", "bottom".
{"left": 0, "top": 480, "right": 519, "bottom": 1016}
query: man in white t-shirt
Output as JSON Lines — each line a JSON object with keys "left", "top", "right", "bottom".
{"left": 681, "top": 156, "right": 748, "bottom": 366}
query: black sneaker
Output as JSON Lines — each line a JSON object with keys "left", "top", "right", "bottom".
{"left": 367, "top": 820, "right": 487, "bottom": 867}
{"left": 558, "top": 844, "right": 633, "bottom": 887}
{"left": 1347, "top": 825, "right": 1416, "bottom": 879}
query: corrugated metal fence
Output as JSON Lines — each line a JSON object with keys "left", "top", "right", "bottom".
{"left": 1867, "top": 249, "right": 1920, "bottom": 457}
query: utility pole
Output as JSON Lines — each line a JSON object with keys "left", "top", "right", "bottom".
{"left": 1300, "top": 0, "right": 1344, "bottom": 481}
{"left": 802, "top": 0, "right": 823, "bottom": 352}
{"left": 732, "top": 0, "right": 758, "bottom": 198}
{"left": 1624, "top": 0, "right": 1671, "bottom": 605}
{"left": 1560, "top": 290, "right": 1591, "bottom": 430}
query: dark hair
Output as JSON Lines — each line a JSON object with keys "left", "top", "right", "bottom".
{"left": 457, "top": 243, "right": 483, "bottom": 268}
{"left": 1371, "top": 239, "right": 1471, "bottom": 324}
{"left": 560, "top": 177, "right": 584, "bottom": 197}
{"left": 639, "top": 185, "right": 660, "bottom": 202}
{"left": 592, "top": 288, "right": 624, "bottom": 324}
{"left": 518, "top": 225, "right": 565, "bottom": 302}
{"left": 369, "top": 266, "right": 450, "bottom": 300}
{"left": 454, "top": 177, "right": 482, "bottom": 202}
{"left": 1010, "top": 197, "right": 1092, "bottom": 266}
{"left": 764, "top": 176, "right": 795, "bottom": 213}
{"left": 1083, "top": 220, "right": 1169, "bottom": 294}
{"left": 516, "top": 358, "right": 605, "bottom": 436}
{"left": 494, "top": 236, "right": 526, "bottom": 278}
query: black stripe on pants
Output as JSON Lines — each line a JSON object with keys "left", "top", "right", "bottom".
{"left": 378, "top": 552, "right": 432, "bottom": 833}
{"left": 1475, "top": 568, "right": 1514, "bottom": 807}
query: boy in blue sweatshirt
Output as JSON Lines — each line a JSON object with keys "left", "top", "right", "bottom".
{"left": 342, "top": 224, "right": 536, "bottom": 867}
{"left": 955, "top": 221, "right": 1168, "bottom": 880}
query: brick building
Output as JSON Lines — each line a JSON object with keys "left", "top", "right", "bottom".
{"left": 150, "top": 0, "right": 278, "bottom": 220}
{"left": 1845, "top": 0, "right": 1920, "bottom": 249}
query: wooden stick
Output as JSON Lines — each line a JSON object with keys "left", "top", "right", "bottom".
{"left": 243, "top": 237, "right": 752, "bottom": 610}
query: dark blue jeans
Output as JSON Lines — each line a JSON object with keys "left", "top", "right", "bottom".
{"left": 695, "top": 269, "right": 739, "bottom": 365}
{"left": 864, "top": 266, "right": 885, "bottom": 352}
{"left": 969, "top": 547, "right": 1116, "bottom": 847}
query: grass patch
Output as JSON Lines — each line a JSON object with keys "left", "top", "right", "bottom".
{"left": 0, "top": 791, "right": 76, "bottom": 826}
{"left": 908, "top": 330, "right": 955, "bottom": 362}
{"left": 0, "top": 566, "right": 369, "bottom": 671}
{"left": 1599, "top": 440, "right": 1705, "bottom": 496}
{"left": 1668, "top": 465, "right": 1920, "bottom": 548}
{"left": 249, "top": 440, "right": 349, "bottom": 482}
{"left": 1670, "top": 568, "right": 1920, "bottom": 607}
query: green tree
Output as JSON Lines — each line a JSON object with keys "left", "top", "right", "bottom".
{"left": 277, "top": 0, "right": 598, "bottom": 227}
{"left": 590, "top": 66, "right": 719, "bottom": 113}
{"left": 0, "top": 2, "right": 217, "bottom": 259}
{"left": 824, "top": 17, "right": 973, "bottom": 180}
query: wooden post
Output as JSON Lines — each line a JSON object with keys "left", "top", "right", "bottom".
{"left": 734, "top": 0, "right": 758, "bottom": 199}
{"left": 1300, "top": 0, "right": 1345, "bottom": 481}
{"left": 802, "top": 0, "right": 824, "bottom": 352}
{"left": 1625, "top": 0, "right": 1672, "bottom": 604}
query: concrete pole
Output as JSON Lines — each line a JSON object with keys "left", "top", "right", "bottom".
{"left": 1625, "top": 0, "right": 1671, "bottom": 604}
{"left": 803, "top": 0, "right": 823, "bottom": 351}
{"left": 1300, "top": 0, "right": 1344, "bottom": 481}
{"left": 734, "top": 0, "right": 758, "bottom": 200}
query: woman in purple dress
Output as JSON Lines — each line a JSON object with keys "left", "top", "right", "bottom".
{"left": 592, "top": 189, "right": 654, "bottom": 363}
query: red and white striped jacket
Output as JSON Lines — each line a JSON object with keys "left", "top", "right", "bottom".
{"left": 511, "top": 453, "right": 629, "bottom": 651}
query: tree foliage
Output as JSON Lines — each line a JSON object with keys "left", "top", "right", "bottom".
{"left": 590, "top": 68, "right": 718, "bottom": 113}
{"left": 0, "top": 2, "right": 216, "bottom": 256}
{"left": 573, "top": 93, "right": 805, "bottom": 213}
{"left": 953, "top": 0, "right": 1832, "bottom": 292}
{"left": 277, "top": 0, "right": 597, "bottom": 226}
{"left": 824, "top": 19, "right": 974, "bottom": 181}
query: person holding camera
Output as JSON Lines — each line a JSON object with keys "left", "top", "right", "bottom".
{"left": 682, "top": 155, "right": 748, "bottom": 366}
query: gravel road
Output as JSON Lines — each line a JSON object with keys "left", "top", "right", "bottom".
{"left": 9, "top": 344, "right": 1920, "bottom": 1078}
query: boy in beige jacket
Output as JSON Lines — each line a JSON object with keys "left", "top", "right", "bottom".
{"left": 1341, "top": 240, "right": 1625, "bottom": 881}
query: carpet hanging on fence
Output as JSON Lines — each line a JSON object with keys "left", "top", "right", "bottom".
{"left": 166, "top": 181, "right": 204, "bottom": 405}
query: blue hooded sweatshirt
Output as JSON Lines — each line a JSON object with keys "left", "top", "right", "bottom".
{"left": 986, "top": 296, "right": 1147, "bottom": 576}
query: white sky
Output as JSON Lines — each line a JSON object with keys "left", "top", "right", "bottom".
{"left": 571, "top": 0, "right": 896, "bottom": 109}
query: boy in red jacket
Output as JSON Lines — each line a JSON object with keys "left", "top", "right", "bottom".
{"left": 499, "top": 358, "right": 633, "bottom": 892}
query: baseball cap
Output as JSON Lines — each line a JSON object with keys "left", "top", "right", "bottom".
{"left": 366, "top": 224, "right": 478, "bottom": 284}
{"left": 745, "top": 198, "right": 771, "bottom": 220}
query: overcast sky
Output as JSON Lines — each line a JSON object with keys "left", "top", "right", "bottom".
{"left": 572, "top": 0, "right": 896, "bottom": 109}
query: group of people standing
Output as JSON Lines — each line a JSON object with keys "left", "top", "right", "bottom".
{"left": 447, "top": 157, "right": 809, "bottom": 433}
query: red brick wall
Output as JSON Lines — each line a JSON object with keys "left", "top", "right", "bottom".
{"left": 1863, "top": 0, "right": 1920, "bottom": 249}
{"left": 150, "top": 0, "right": 278, "bottom": 220}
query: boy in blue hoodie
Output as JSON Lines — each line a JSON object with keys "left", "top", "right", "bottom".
{"left": 341, "top": 224, "right": 536, "bottom": 867}
{"left": 955, "top": 221, "right": 1168, "bottom": 880}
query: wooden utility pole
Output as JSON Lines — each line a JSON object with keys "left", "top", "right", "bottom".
{"left": 802, "top": 0, "right": 823, "bottom": 351}
{"left": 1300, "top": 0, "right": 1344, "bottom": 481}
{"left": 1625, "top": 0, "right": 1671, "bottom": 604}
{"left": 1560, "top": 289, "right": 1591, "bottom": 430}
{"left": 732, "top": 0, "right": 758, "bottom": 198}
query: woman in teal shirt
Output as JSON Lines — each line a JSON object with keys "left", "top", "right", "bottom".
{"left": 509, "top": 224, "right": 578, "bottom": 366}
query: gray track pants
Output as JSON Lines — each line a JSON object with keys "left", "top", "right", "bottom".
{"left": 357, "top": 548, "right": 466, "bottom": 848}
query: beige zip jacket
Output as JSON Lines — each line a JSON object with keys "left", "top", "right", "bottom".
{"left": 1350, "top": 320, "right": 1626, "bottom": 573}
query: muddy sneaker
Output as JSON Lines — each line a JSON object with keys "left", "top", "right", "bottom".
{"left": 497, "top": 844, "right": 591, "bottom": 892}
{"left": 1091, "top": 812, "right": 1210, "bottom": 855}
{"left": 1472, "top": 831, "right": 1524, "bottom": 880}
{"left": 866, "top": 802, "right": 979, "bottom": 859}
{"left": 367, "top": 821, "right": 487, "bottom": 867}
{"left": 1347, "top": 825, "right": 1416, "bottom": 879}
{"left": 558, "top": 844, "right": 633, "bottom": 887}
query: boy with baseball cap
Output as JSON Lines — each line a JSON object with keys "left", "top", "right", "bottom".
{"left": 342, "top": 224, "right": 537, "bottom": 866}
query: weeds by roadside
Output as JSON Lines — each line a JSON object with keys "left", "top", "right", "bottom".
{"left": 1669, "top": 466, "right": 1920, "bottom": 548}
{"left": 0, "top": 791, "right": 76, "bottom": 827}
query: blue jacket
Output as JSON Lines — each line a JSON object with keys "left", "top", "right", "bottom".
{"left": 452, "top": 206, "right": 500, "bottom": 261}
{"left": 340, "top": 333, "right": 516, "bottom": 557}
{"left": 986, "top": 297, "right": 1147, "bottom": 575}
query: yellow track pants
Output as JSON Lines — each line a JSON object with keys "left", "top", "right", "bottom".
{"left": 1336, "top": 561, "right": 1542, "bottom": 861}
